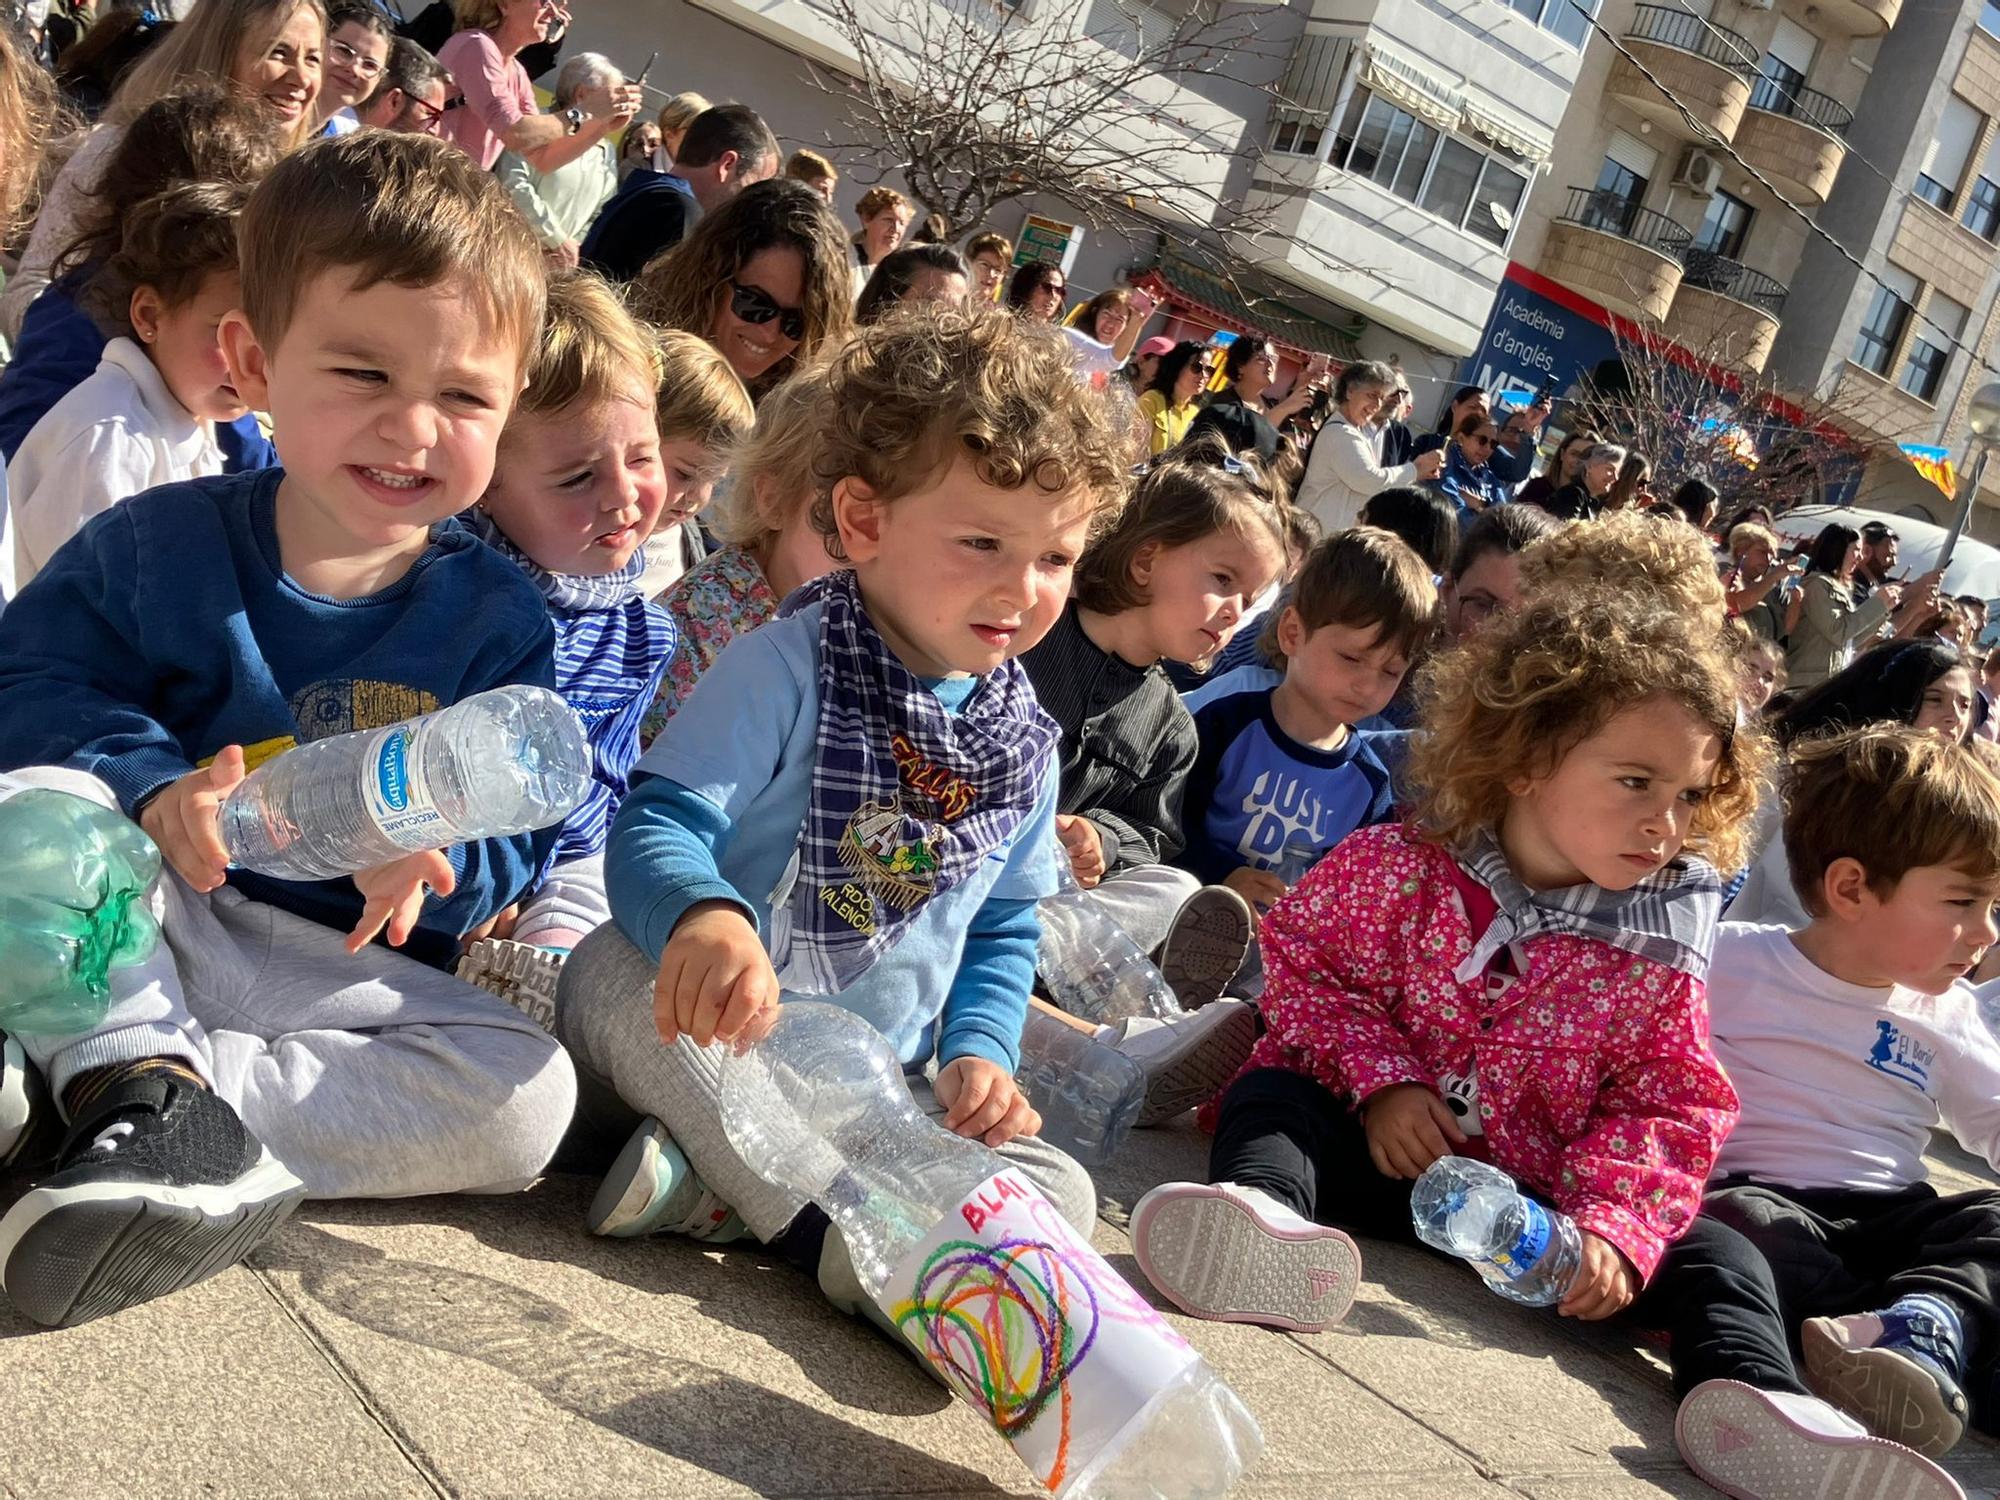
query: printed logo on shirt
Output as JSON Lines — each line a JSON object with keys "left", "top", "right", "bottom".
{"left": 1865, "top": 1019, "right": 1936, "bottom": 1092}
{"left": 1234, "top": 768, "right": 1351, "bottom": 867}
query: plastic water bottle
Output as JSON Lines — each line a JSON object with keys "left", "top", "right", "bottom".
{"left": 0, "top": 777, "right": 162, "bottom": 1033}
{"left": 1013, "top": 1006, "right": 1144, "bottom": 1168}
{"left": 1273, "top": 836, "right": 1320, "bottom": 886}
{"left": 1037, "top": 864, "right": 1181, "bottom": 1024}
{"left": 1410, "top": 1155, "right": 1581, "bottom": 1308}
{"left": 719, "top": 1002, "right": 1263, "bottom": 1499}
{"left": 219, "top": 687, "right": 591, "bottom": 881}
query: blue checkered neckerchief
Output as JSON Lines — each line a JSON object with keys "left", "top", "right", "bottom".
{"left": 767, "top": 571, "right": 1059, "bottom": 995}
{"left": 1452, "top": 828, "right": 1723, "bottom": 983}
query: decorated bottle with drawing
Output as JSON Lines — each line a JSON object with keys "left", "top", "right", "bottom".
{"left": 1012, "top": 1005, "right": 1144, "bottom": 1168}
{"left": 0, "top": 776, "right": 162, "bottom": 1032}
{"left": 1035, "top": 863, "right": 1180, "bottom": 1024}
{"left": 1410, "top": 1155, "right": 1581, "bottom": 1308}
{"left": 720, "top": 1002, "right": 1263, "bottom": 1499}
{"left": 219, "top": 686, "right": 591, "bottom": 881}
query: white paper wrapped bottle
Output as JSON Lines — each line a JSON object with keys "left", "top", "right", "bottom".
{"left": 719, "top": 1002, "right": 1263, "bottom": 1498}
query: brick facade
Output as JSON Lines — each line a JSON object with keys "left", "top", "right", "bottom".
{"left": 1734, "top": 109, "right": 1847, "bottom": 206}
{"left": 1663, "top": 283, "right": 1781, "bottom": 371}
{"left": 1539, "top": 222, "right": 1683, "bottom": 322}
{"left": 1888, "top": 198, "right": 1996, "bottom": 310}
{"left": 1607, "top": 44, "right": 1752, "bottom": 143}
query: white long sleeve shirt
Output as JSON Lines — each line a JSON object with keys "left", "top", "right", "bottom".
{"left": 7, "top": 337, "right": 223, "bottom": 590}
{"left": 1296, "top": 417, "right": 1419, "bottom": 533}
{"left": 1707, "top": 923, "right": 2000, "bottom": 1191}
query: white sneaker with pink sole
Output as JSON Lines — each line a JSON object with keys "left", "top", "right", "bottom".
{"left": 1674, "top": 1379, "right": 1963, "bottom": 1500}
{"left": 1131, "top": 1180, "right": 1360, "bottom": 1333}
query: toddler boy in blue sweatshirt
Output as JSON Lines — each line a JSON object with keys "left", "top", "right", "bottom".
{"left": 0, "top": 135, "right": 575, "bottom": 1331}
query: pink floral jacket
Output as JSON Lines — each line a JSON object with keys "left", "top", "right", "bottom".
{"left": 1253, "top": 822, "right": 1739, "bottom": 1281}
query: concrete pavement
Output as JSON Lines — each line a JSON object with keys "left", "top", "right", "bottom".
{"left": 3, "top": 1119, "right": 1997, "bottom": 1499}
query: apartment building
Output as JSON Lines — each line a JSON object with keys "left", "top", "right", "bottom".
{"left": 1764, "top": 0, "right": 2000, "bottom": 527}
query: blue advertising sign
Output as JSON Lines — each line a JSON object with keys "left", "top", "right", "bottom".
{"left": 1459, "top": 266, "right": 1620, "bottom": 407}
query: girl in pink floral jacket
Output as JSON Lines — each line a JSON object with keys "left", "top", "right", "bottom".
{"left": 1133, "top": 582, "right": 1770, "bottom": 1341}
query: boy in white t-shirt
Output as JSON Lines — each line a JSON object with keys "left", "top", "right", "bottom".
{"left": 1690, "top": 724, "right": 2000, "bottom": 1499}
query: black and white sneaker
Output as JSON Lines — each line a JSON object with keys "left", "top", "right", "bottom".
{"left": 0, "top": 1069, "right": 305, "bottom": 1328}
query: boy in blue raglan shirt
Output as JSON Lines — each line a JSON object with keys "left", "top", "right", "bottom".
{"left": 0, "top": 134, "right": 575, "bottom": 1330}
{"left": 1180, "top": 528, "right": 1437, "bottom": 920}
{"left": 555, "top": 307, "right": 1126, "bottom": 1316}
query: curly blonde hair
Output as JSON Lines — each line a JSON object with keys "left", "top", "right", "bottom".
{"left": 710, "top": 359, "right": 831, "bottom": 547}
{"left": 807, "top": 302, "right": 1131, "bottom": 559}
{"left": 1408, "top": 586, "right": 1770, "bottom": 874}
{"left": 513, "top": 270, "right": 661, "bottom": 425}
{"left": 0, "top": 24, "right": 59, "bottom": 241}
{"left": 1516, "top": 509, "right": 1727, "bottom": 620}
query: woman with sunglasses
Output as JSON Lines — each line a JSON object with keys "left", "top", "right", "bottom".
{"left": 1427, "top": 414, "right": 1511, "bottom": 519}
{"left": 1005, "top": 261, "right": 1066, "bottom": 322}
{"left": 1514, "top": 427, "right": 1597, "bottom": 510}
{"left": 630, "top": 176, "right": 854, "bottom": 398}
{"left": 1135, "top": 340, "right": 1212, "bottom": 456}
{"left": 315, "top": 1, "right": 388, "bottom": 133}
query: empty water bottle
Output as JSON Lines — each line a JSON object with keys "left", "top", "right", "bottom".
{"left": 719, "top": 1002, "right": 1263, "bottom": 1499}
{"left": 0, "top": 776, "right": 162, "bottom": 1033}
{"left": 219, "top": 686, "right": 592, "bottom": 881}
{"left": 1037, "top": 864, "right": 1181, "bottom": 1025}
{"left": 1411, "top": 1155, "right": 1581, "bottom": 1308}
{"left": 1272, "top": 836, "right": 1321, "bottom": 886}
{"left": 1013, "top": 1006, "right": 1144, "bottom": 1167}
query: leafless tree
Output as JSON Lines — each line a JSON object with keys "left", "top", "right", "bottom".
{"left": 1565, "top": 323, "right": 1883, "bottom": 517}
{"left": 802, "top": 0, "right": 1314, "bottom": 286}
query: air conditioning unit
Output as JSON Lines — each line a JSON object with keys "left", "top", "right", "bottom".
{"left": 1674, "top": 149, "right": 1725, "bottom": 196}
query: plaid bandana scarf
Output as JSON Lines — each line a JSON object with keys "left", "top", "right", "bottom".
{"left": 1452, "top": 828, "right": 1722, "bottom": 984}
{"left": 768, "top": 571, "right": 1060, "bottom": 994}
{"left": 462, "top": 509, "right": 642, "bottom": 612}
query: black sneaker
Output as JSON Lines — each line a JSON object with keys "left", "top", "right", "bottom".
{"left": 0, "top": 1069, "right": 305, "bottom": 1328}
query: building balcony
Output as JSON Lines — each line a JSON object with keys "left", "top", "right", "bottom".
{"left": 1809, "top": 0, "right": 1899, "bottom": 38}
{"left": 1736, "top": 82, "right": 1853, "bottom": 206}
{"left": 1662, "top": 251, "right": 1787, "bottom": 371}
{"left": 1538, "top": 187, "right": 1691, "bottom": 323}
{"left": 1605, "top": 4, "right": 1756, "bottom": 145}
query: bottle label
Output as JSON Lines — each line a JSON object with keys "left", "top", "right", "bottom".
{"left": 363, "top": 727, "right": 447, "bottom": 852}
{"left": 1482, "top": 1200, "right": 1553, "bottom": 1281}
{"left": 883, "top": 1169, "right": 1201, "bottom": 1493}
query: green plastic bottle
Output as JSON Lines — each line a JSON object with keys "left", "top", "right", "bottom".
{"left": 0, "top": 779, "right": 162, "bottom": 1033}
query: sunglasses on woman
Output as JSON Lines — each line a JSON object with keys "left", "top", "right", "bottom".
{"left": 728, "top": 280, "right": 807, "bottom": 342}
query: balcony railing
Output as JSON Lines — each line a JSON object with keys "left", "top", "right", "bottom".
{"left": 1680, "top": 248, "right": 1788, "bottom": 315}
{"left": 1746, "top": 78, "right": 1855, "bottom": 135}
{"left": 1555, "top": 187, "right": 1695, "bottom": 257}
{"left": 1625, "top": 4, "right": 1759, "bottom": 71}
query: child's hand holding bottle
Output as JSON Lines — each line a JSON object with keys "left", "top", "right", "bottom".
{"left": 138, "top": 746, "right": 248, "bottom": 894}
{"left": 1054, "top": 814, "right": 1107, "bottom": 889}
{"left": 935, "top": 1056, "right": 1042, "bottom": 1148}
{"left": 1557, "top": 1233, "right": 1638, "bottom": 1321}
{"left": 655, "top": 900, "right": 781, "bottom": 1047}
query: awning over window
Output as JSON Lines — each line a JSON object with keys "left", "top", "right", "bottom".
{"left": 1359, "top": 39, "right": 1462, "bottom": 130}
{"left": 1459, "top": 93, "right": 1554, "bottom": 163}
{"left": 1132, "top": 256, "right": 1363, "bottom": 362}
{"left": 1275, "top": 30, "right": 1354, "bottom": 124}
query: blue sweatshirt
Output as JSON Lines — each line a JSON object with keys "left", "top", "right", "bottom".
{"left": 0, "top": 469, "right": 559, "bottom": 967}
{"left": 606, "top": 605, "right": 1059, "bottom": 1072}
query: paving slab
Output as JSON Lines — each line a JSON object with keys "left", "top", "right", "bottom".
{"left": 0, "top": 1265, "right": 430, "bottom": 1499}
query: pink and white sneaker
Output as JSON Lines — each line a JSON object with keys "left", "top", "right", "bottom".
{"left": 1130, "top": 1180, "right": 1360, "bottom": 1333}
{"left": 1674, "top": 1379, "right": 1964, "bottom": 1500}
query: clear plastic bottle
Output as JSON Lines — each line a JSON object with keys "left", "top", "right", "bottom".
{"left": 1037, "top": 865, "right": 1181, "bottom": 1025}
{"left": 1410, "top": 1155, "right": 1581, "bottom": 1307}
{"left": 719, "top": 1002, "right": 1264, "bottom": 1499}
{"left": 219, "top": 686, "right": 592, "bottom": 881}
{"left": 0, "top": 777, "right": 162, "bottom": 1033}
{"left": 1272, "top": 836, "right": 1321, "bottom": 887}
{"left": 1014, "top": 1006, "right": 1144, "bottom": 1167}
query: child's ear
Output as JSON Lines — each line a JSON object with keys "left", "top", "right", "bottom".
{"left": 128, "top": 286, "right": 165, "bottom": 347}
{"left": 1129, "top": 539, "right": 1161, "bottom": 588}
{"left": 1276, "top": 605, "right": 1305, "bottom": 659}
{"left": 831, "top": 476, "right": 884, "bottom": 563}
{"left": 1819, "top": 856, "right": 1877, "bottom": 921}
{"left": 218, "top": 310, "right": 272, "bottom": 411}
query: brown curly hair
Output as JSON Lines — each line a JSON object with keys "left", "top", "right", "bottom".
{"left": 80, "top": 179, "right": 249, "bottom": 338}
{"left": 1516, "top": 509, "right": 1727, "bottom": 620}
{"left": 1408, "top": 585, "right": 1770, "bottom": 875}
{"left": 806, "top": 302, "right": 1131, "bottom": 560}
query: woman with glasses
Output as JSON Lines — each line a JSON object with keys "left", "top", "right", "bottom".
{"left": 1427, "top": 414, "right": 1511, "bottom": 519}
{"left": 1136, "top": 340, "right": 1212, "bottom": 456}
{"left": 1184, "top": 335, "right": 1320, "bottom": 466}
{"left": 494, "top": 50, "right": 620, "bottom": 268}
{"left": 630, "top": 176, "right": 854, "bottom": 398}
{"left": 436, "top": 0, "right": 638, "bottom": 172}
{"left": 1005, "top": 260, "right": 1066, "bottom": 322}
{"left": 315, "top": 1, "right": 387, "bottom": 133}
{"left": 1292, "top": 357, "right": 1439, "bottom": 530}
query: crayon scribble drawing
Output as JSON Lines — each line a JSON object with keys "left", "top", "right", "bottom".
{"left": 892, "top": 1235, "right": 1103, "bottom": 1491}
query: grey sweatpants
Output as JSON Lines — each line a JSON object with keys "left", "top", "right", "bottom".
{"left": 8, "top": 767, "right": 577, "bottom": 1199}
{"left": 556, "top": 923, "right": 1098, "bottom": 1314}
{"left": 1076, "top": 863, "right": 1200, "bottom": 956}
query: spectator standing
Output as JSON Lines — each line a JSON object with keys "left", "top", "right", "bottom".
{"left": 617, "top": 119, "right": 661, "bottom": 179}
{"left": 1605, "top": 450, "right": 1653, "bottom": 512}
{"left": 1185, "top": 336, "right": 1320, "bottom": 467}
{"left": 52, "top": 8, "right": 175, "bottom": 122}
{"left": 1529, "top": 440, "right": 1622, "bottom": 521}
{"left": 436, "top": 0, "right": 638, "bottom": 172}
{"left": 1294, "top": 358, "right": 1437, "bottom": 530}
{"left": 580, "top": 102, "right": 778, "bottom": 282}
{"left": 1414, "top": 383, "right": 1549, "bottom": 485}
{"left": 629, "top": 176, "right": 853, "bottom": 398}
{"left": 853, "top": 243, "right": 968, "bottom": 324}
{"left": 1378, "top": 375, "right": 1417, "bottom": 466}
{"left": 1724, "top": 521, "right": 1802, "bottom": 642}
{"left": 1136, "top": 340, "right": 1214, "bottom": 456}
{"left": 1428, "top": 414, "right": 1511, "bottom": 519}
{"left": 965, "top": 230, "right": 1010, "bottom": 302}
{"left": 1786, "top": 524, "right": 1905, "bottom": 689}
{"left": 315, "top": 1, "right": 388, "bottom": 134}
{"left": 1666, "top": 477, "right": 1719, "bottom": 533}
{"left": 0, "top": 0, "right": 326, "bottom": 342}
{"left": 353, "top": 36, "right": 450, "bottom": 133}
{"left": 495, "top": 50, "right": 620, "bottom": 267}
{"left": 1514, "top": 428, "right": 1596, "bottom": 509}
{"left": 1061, "top": 284, "right": 1154, "bottom": 386}
{"left": 1852, "top": 519, "right": 1899, "bottom": 604}
{"left": 649, "top": 89, "right": 706, "bottom": 170}
{"left": 1005, "top": 259, "right": 1065, "bottom": 322}
{"left": 783, "top": 147, "right": 836, "bottom": 202}
{"left": 849, "top": 184, "right": 911, "bottom": 294}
